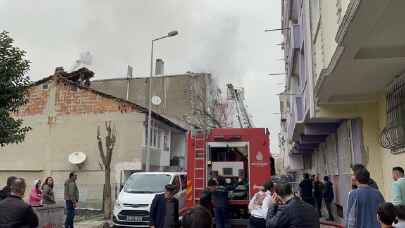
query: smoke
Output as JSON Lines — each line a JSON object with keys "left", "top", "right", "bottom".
{"left": 0, "top": 0, "right": 247, "bottom": 84}
{"left": 187, "top": 2, "right": 245, "bottom": 84}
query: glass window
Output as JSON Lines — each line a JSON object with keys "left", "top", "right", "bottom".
{"left": 124, "top": 174, "right": 172, "bottom": 193}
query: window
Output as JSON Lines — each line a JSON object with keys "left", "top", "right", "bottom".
{"left": 124, "top": 174, "right": 171, "bottom": 193}
{"left": 380, "top": 75, "right": 405, "bottom": 154}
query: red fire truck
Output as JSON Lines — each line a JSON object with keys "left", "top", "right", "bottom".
{"left": 185, "top": 128, "right": 272, "bottom": 219}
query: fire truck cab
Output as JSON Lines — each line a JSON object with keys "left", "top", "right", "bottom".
{"left": 186, "top": 128, "right": 272, "bottom": 219}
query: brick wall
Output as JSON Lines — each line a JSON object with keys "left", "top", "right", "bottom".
{"left": 55, "top": 80, "right": 138, "bottom": 115}
{"left": 16, "top": 77, "right": 141, "bottom": 118}
{"left": 16, "top": 84, "right": 48, "bottom": 117}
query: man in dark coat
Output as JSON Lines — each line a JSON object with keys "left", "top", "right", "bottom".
{"left": 211, "top": 176, "right": 229, "bottom": 228}
{"left": 299, "top": 173, "right": 314, "bottom": 206}
{"left": 323, "top": 176, "right": 334, "bottom": 221}
{"left": 150, "top": 184, "right": 180, "bottom": 228}
{"left": 313, "top": 175, "right": 324, "bottom": 217}
{"left": 200, "top": 179, "right": 216, "bottom": 212}
{"left": 266, "top": 178, "right": 319, "bottom": 228}
{"left": 0, "top": 177, "right": 39, "bottom": 228}
{"left": 0, "top": 176, "right": 17, "bottom": 201}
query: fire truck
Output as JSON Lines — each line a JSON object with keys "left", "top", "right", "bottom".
{"left": 185, "top": 128, "right": 272, "bottom": 220}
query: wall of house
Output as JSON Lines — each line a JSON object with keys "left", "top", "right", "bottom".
{"left": 90, "top": 74, "right": 211, "bottom": 126}
{"left": 0, "top": 78, "right": 185, "bottom": 208}
{"left": 378, "top": 96, "right": 405, "bottom": 201}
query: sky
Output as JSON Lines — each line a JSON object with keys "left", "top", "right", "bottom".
{"left": 0, "top": 0, "right": 285, "bottom": 154}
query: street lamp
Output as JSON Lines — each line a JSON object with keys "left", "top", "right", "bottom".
{"left": 146, "top": 30, "right": 178, "bottom": 171}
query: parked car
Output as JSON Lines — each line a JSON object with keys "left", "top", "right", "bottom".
{"left": 113, "top": 172, "right": 187, "bottom": 227}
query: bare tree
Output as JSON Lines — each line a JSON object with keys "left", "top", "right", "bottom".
{"left": 182, "top": 75, "right": 235, "bottom": 129}
{"left": 97, "top": 121, "right": 116, "bottom": 219}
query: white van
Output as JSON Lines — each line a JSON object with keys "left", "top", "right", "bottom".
{"left": 112, "top": 172, "right": 187, "bottom": 227}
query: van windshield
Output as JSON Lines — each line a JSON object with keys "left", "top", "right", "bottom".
{"left": 124, "top": 174, "right": 172, "bottom": 193}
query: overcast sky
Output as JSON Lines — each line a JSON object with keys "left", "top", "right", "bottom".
{"left": 0, "top": 0, "right": 284, "bottom": 154}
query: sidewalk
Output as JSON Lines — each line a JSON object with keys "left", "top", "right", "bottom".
{"left": 75, "top": 213, "right": 111, "bottom": 228}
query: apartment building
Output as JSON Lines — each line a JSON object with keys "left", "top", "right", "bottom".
{"left": 279, "top": 0, "right": 405, "bottom": 219}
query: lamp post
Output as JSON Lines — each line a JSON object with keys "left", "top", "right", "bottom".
{"left": 145, "top": 30, "right": 178, "bottom": 171}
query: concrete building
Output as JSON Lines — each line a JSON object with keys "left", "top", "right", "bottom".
{"left": 0, "top": 67, "right": 186, "bottom": 208}
{"left": 279, "top": 0, "right": 405, "bottom": 220}
{"left": 90, "top": 72, "right": 217, "bottom": 129}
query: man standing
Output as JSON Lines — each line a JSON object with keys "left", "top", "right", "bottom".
{"left": 323, "top": 176, "right": 334, "bottom": 221}
{"left": 200, "top": 179, "right": 216, "bottom": 212}
{"left": 346, "top": 166, "right": 384, "bottom": 228}
{"left": 299, "top": 173, "right": 314, "bottom": 206}
{"left": 0, "top": 177, "right": 39, "bottom": 227}
{"left": 211, "top": 176, "right": 229, "bottom": 228}
{"left": 150, "top": 184, "right": 180, "bottom": 228}
{"left": 65, "top": 172, "right": 79, "bottom": 228}
{"left": 351, "top": 164, "right": 379, "bottom": 189}
{"left": 0, "top": 176, "right": 17, "bottom": 201}
{"left": 392, "top": 166, "right": 405, "bottom": 205}
{"left": 266, "top": 177, "right": 319, "bottom": 228}
{"left": 313, "top": 175, "right": 323, "bottom": 217}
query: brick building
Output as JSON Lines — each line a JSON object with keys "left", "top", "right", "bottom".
{"left": 0, "top": 67, "right": 186, "bottom": 208}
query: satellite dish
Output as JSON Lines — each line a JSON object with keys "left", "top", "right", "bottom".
{"left": 151, "top": 96, "right": 162, "bottom": 105}
{"left": 68, "top": 152, "right": 87, "bottom": 165}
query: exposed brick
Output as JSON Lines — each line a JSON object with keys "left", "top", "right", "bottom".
{"left": 55, "top": 80, "right": 138, "bottom": 115}
{"left": 15, "top": 85, "right": 48, "bottom": 117}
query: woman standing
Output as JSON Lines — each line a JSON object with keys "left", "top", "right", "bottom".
{"left": 42, "top": 177, "right": 55, "bottom": 205}
{"left": 29, "top": 179, "right": 42, "bottom": 206}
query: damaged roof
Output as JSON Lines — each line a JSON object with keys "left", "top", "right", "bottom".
{"left": 31, "top": 67, "right": 187, "bottom": 132}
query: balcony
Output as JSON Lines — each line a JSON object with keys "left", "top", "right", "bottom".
{"left": 316, "top": 0, "right": 405, "bottom": 104}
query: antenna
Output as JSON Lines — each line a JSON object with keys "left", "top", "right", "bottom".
{"left": 126, "top": 65, "right": 134, "bottom": 100}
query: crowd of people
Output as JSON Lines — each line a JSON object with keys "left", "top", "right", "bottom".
{"left": 0, "top": 172, "right": 79, "bottom": 228}
{"left": 345, "top": 165, "right": 405, "bottom": 228}
{"left": 171, "top": 164, "right": 405, "bottom": 228}
{"left": 0, "top": 164, "right": 404, "bottom": 228}
{"left": 298, "top": 173, "right": 335, "bottom": 221}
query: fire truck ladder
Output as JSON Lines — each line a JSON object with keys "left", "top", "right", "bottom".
{"left": 193, "top": 131, "right": 206, "bottom": 203}
{"left": 227, "top": 83, "right": 253, "bottom": 128}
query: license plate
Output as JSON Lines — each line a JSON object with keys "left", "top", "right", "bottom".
{"left": 127, "top": 216, "right": 143, "bottom": 222}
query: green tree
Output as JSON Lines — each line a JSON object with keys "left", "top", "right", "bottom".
{"left": 0, "top": 31, "right": 31, "bottom": 146}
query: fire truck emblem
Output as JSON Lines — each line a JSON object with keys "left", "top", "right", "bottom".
{"left": 256, "top": 151, "right": 263, "bottom": 161}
